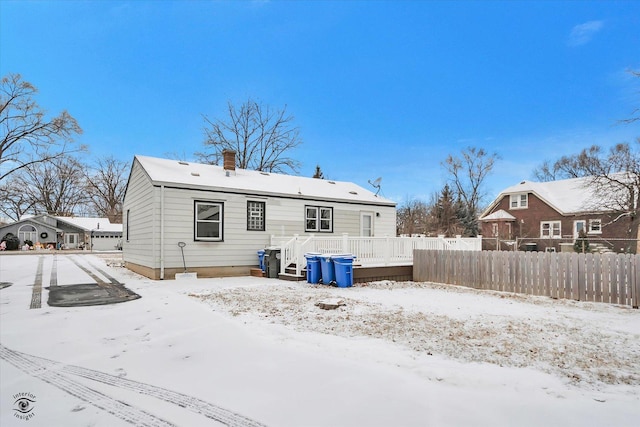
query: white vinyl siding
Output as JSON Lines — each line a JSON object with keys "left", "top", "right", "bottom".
{"left": 158, "top": 192, "right": 395, "bottom": 269}
{"left": 122, "top": 160, "right": 158, "bottom": 268}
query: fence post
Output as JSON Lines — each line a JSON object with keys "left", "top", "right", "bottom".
{"left": 633, "top": 254, "right": 639, "bottom": 309}
{"left": 384, "top": 235, "right": 391, "bottom": 266}
{"left": 342, "top": 233, "right": 349, "bottom": 253}
{"left": 293, "top": 234, "right": 301, "bottom": 276}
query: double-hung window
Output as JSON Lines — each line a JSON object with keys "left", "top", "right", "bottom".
{"left": 510, "top": 193, "right": 528, "bottom": 209}
{"left": 305, "top": 206, "right": 333, "bottom": 232}
{"left": 540, "top": 221, "right": 561, "bottom": 238}
{"left": 247, "top": 201, "right": 265, "bottom": 231}
{"left": 194, "top": 201, "right": 223, "bottom": 241}
{"left": 589, "top": 219, "right": 602, "bottom": 234}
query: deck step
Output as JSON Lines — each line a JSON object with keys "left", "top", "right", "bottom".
{"left": 278, "top": 272, "right": 306, "bottom": 282}
{"left": 250, "top": 268, "right": 265, "bottom": 278}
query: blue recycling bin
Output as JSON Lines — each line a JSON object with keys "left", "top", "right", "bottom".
{"left": 257, "top": 250, "right": 266, "bottom": 272}
{"left": 304, "top": 253, "right": 322, "bottom": 284}
{"left": 319, "top": 254, "right": 336, "bottom": 285}
{"left": 333, "top": 254, "right": 355, "bottom": 288}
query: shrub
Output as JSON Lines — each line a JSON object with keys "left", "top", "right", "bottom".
{"left": 573, "top": 230, "right": 590, "bottom": 253}
{"left": 2, "top": 233, "right": 20, "bottom": 250}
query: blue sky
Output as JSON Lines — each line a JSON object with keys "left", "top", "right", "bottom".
{"left": 1, "top": 0, "right": 639, "bottom": 205}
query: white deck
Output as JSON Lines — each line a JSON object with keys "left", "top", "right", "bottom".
{"left": 273, "top": 234, "right": 483, "bottom": 276}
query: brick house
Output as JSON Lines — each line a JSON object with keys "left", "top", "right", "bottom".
{"left": 479, "top": 176, "right": 637, "bottom": 253}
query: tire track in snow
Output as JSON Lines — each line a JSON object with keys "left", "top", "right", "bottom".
{"left": 68, "top": 256, "right": 131, "bottom": 299}
{"left": 29, "top": 256, "right": 44, "bottom": 309}
{"left": 50, "top": 254, "right": 58, "bottom": 286}
{"left": 0, "top": 344, "right": 175, "bottom": 427}
{"left": 85, "top": 257, "right": 126, "bottom": 285}
{"left": 1, "top": 345, "right": 268, "bottom": 427}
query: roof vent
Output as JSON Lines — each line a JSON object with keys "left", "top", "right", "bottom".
{"left": 260, "top": 172, "right": 270, "bottom": 176}
{"left": 178, "top": 161, "right": 189, "bottom": 165}
{"left": 349, "top": 191, "right": 358, "bottom": 195}
{"left": 328, "top": 181, "right": 336, "bottom": 184}
{"left": 520, "top": 181, "right": 525, "bottom": 184}
{"left": 191, "top": 172, "right": 200, "bottom": 177}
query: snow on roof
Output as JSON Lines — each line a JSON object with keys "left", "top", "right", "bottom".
{"left": 135, "top": 155, "right": 396, "bottom": 206}
{"left": 56, "top": 216, "right": 122, "bottom": 233}
{"left": 480, "top": 209, "right": 515, "bottom": 221}
{"left": 3, "top": 215, "right": 64, "bottom": 232}
{"left": 493, "top": 175, "right": 623, "bottom": 215}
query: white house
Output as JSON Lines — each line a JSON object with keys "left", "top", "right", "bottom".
{"left": 122, "top": 151, "right": 397, "bottom": 280}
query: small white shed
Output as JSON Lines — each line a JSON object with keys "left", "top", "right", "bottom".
{"left": 122, "top": 152, "right": 397, "bottom": 280}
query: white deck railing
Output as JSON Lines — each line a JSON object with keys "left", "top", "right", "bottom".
{"left": 271, "top": 234, "right": 483, "bottom": 274}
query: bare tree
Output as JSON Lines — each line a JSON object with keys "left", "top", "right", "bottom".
{"left": 442, "top": 147, "right": 498, "bottom": 236}
{"left": 312, "top": 165, "right": 325, "bottom": 179}
{"left": 620, "top": 69, "right": 640, "bottom": 125}
{"left": 396, "top": 197, "right": 431, "bottom": 236}
{"left": 0, "top": 73, "right": 83, "bottom": 182}
{"left": 0, "top": 176, "right": 37, "bottom": 221}
{"left": 84, "top": 156, "right": 129, "bottom": 223}
{"left": 573, "top": 142, "right": 640, "bottom": 240}
{"left": 197, "top": 98, "right": 302, "bottom": 174}
{"left": 532, "top": 156, "right": 591, "bottom": 181}
{"left": 18, "top": 155, "right": 87, "bottom": 216}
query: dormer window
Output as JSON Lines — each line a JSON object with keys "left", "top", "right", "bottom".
{"left": 510, "top": 193, "right": 528, "bottom": 209}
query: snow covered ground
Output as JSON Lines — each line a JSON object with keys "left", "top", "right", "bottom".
{"left": 1, "top": 253, "right": 639, "bottom": 426}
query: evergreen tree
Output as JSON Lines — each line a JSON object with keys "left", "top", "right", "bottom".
{"left": 574, "top": 229, "right": 590, "bottom": 253}
{"left": 433, "top": 184, "right": 463, "bottom": 236}
{"left": 312, "top": 165, "right": 325, "bottom": 179}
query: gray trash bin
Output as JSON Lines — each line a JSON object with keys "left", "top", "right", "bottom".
{"left": 264, "top": 247, "right": 281, "bottom": 278}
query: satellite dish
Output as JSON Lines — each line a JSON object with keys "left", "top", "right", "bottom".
{"left": 368, "top": 177, "right": 382, "bottom": 196}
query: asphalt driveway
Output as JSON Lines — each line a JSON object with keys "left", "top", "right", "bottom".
{"left": 0, "top": 253, "right": 138, "bottom": 308}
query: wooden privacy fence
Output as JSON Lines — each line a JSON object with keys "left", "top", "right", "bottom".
{"left": 413, "top": 250, "right": 640, "bottom": 308}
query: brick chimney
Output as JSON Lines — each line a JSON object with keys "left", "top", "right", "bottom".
{"left": 222, "top": 149, "right": 236, "bottom": 171}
